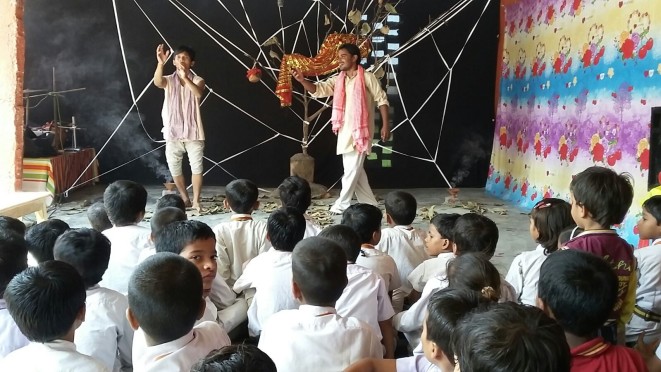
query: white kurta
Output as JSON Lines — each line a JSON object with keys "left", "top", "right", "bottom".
{"left": 0, "top": 299, "right": 29, "bottom": 358}
{"left": 0, "top": 340, "right": 109, "bottom": 372}
{"left": 355, "top": 248, "right": 401, "bottom": 292}
{"left": 101, "top": 225, "right": 153, "bottom": 295}
{"left": 407, "top": 252, "right": 455, "bottom": 293}
{"left": 505, "top": 244, "right": 548, "bottom": 306}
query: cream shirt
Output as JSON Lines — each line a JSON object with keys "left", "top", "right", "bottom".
{"left": 407, "top": 252, "right": 455, "bottom": 293}
{"left": 0, "top": 340, "right": 109, "bottom": 372}
{"left": 101, "top": 225, "right": 153, "bottom": 295}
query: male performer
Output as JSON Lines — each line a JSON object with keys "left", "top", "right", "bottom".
{"left": 154, "top": 44, "right": 205, "bottom": 211}
{"left": 293, "top": 43, "right": 390, "bottom": 214}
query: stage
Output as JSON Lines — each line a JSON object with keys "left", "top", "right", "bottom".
{"left": 41, "top": 185, "right": 533, "bottom": 274}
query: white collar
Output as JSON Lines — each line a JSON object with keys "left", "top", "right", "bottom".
{"left": 298, "top": 305, "right": 337, "bottom": 317}
{"left": 35, "top": 339, "right": 78, "bottom": 352}
{"left": 144, "top": 328, "right": 195, "bottom": 359}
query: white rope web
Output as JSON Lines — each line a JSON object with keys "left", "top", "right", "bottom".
{"left": 63, "top": 0, "right": 493, "bottom": 196}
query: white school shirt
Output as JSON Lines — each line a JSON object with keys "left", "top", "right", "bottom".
{"left": 0, "top": 299, "right": 29, "bottom": 358}
{"left": 505, "top": 244, "right": 548, "bottom": 306}
{"left": 396, "top": 355, "right": 442, "bottom": 372}
{"left": 336, "top": 263, "right": 395, "bottom": 339}
{"left": 100, "top": 225, "right": 153, "bottom": 295}
{"left": 209, "top": 273, "right": 237, "bottom": 310}
{"left": 258, "top": 305, "right": 383, "bottom": 372}
{"left": 304, "top": 214, "right": 322, "bottom": 238}
{"left": 200, "top": 297, "right": 219, "bottom": 323}
{"left": 75, "top": 285, "right": 133, "bottom": 372}
{"left": 213, "top": 215, "right": 269, "bottom": 287}
{"left": 407, "top": 252, "right": 455, "bottom": 293}
{"left": 627, "top": 239, "right": 661, "bottom": 342}
{"left": 134, "top": 321, "right": 230, "bottom": 372}
{"left": 376, "top": 225, "right": 429, "bottom": 286}
{"left": 393, "top": 274, "right": 517, "bottom": 348}
{"left": 0, "top": 340, "right": 109, "bottom": 372}
{"left": 356, "top": 247, "right": 401, "bottom": 292}
{"left": 233, "top": 248, "right": 298, "bottom": 337}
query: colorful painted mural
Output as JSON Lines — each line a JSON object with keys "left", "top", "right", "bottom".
{"left": 487, "top": 0, "right": 661, "bottom": 245}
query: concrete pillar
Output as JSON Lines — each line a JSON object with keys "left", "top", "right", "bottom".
{"left": 0, "top": 0, "right": 24, "bottom": 192}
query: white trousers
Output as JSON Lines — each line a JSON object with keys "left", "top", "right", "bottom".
{"left": 332, "top": 150, "right": 378, "bottom": 211}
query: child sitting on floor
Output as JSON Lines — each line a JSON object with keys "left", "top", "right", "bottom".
{"left": 87, "top": 201, "right": 112, "bottom": 232}
{"left": 0, "top": 232, "right": 29, "bottom": 357}
{"left": 24, "top": 219, "right": 69, "bottom": 265}
{"left": 277, "top": 176, "right": 322, "bottom": 237}
{"left": 155, "top": 193, "right": 187, "bottom": 213}
{"left": 191, "top": 344, "right": 277, "bottom": 372}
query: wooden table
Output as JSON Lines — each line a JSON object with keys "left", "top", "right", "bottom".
{"left": 0, "top": 192, "right": 50, "bottom": 222}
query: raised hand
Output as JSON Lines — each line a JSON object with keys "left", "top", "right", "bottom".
{"left": 292, "top": 68, "right": 305, "bottom": 83}
{"left": 176, "top": 66, "right": 187, "bottom": 80}
{"left": 156, "top": 44, "right": 170, "bottom": 64}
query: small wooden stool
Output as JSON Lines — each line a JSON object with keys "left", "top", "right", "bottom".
{"left": 0, "top": 192, "right": 50, "bottom": 222}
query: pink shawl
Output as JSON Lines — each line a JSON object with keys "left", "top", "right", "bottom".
{"left": 331, "top": 66, "right": 370, "bottom": 154}
{"left": 165, "top": 72, "right": 198, "bottom": 140}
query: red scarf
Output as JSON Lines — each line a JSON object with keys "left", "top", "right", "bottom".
{"left": 331, "top": 66, "right": 370, "bottom": 154}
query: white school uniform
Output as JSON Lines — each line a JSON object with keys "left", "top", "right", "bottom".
{"left": 407, "top": 252, "right": 454, "bottom": 293}
{"left": 75, "top": 285, "right": 133, "bottom": 372}
{"left": 258, "top": 305, "right": 383, "bottom": 372}
{"left": 393, "top": 274, "right": 517, "bottom": 348}
{"left": 100, "top": 225, "right": 153, "bottom": 295}
{"left": 0, "top": 299, "right": 29, "bottom": 358}
{"left": 335, "top": 263, "right": 395, "bottom": 339}
{"left": 505, "top": 244, "right": 548, "bottom": 306}
{"left": 0, "top": 340, "right": 109, "bottom": 372}
{"left": 396, "top": 355, "right": 442, "bottom": 372}
{"left": 627, "top": 239, "right": 661, "bottom": 342}
{"left": 304, "top": 214, "right": 322, "bottom": 238}
{"left": 356, "top": 247, "right": 401, "bottom": 292}
{"left": 134, "top": 321, "right": 230, "bottom": 372}
{"left": 234, "top": 248, "right": 298, "bottom": 337}
{"left": 213, "top": 215, "right": 270, "bottom": 287}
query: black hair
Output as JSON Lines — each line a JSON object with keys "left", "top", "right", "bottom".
{"left": 385, "top": 191, "right": 417, "bottom": 225}
{"left": 430, "top": 213, "right": 461, "bottom": 242}
{"left": 156, "top": 194, "right": 186, "bottom": 213}
{"left": 87, "top": 201, "right": 112, "bottom": 232}
{"left": 4, "top": 260, "right": 86, "bottom": 342}
{"left": 292, "top": 237, "right": 347, "bottom": 306}
{"left": 538, "top": 249, "right": 618, "bottom": 338}
{"left": 569, "top": 166, "right": 633, "bottom": 227}
{"left": 24, "top": 219, "right": 70, "bottom": 263}
{"left": 174, "top": 45, "right": 196, "bottom": 61}
{"left": 453, "top": 302, "right": 571, "bottom": 372}
{"left": 341, "top": 203, "right": 383, "bottom": 244}
{"left": 452, "top": 213, "right": 499, "bottom": 257}
{"left": 426, "top": 288, "right": 491, "bottom": 366}
{"left": 557, "top": 226, "right": 584, "bottom": 248}
{"left": 447, "top": 253, "right": 501, "bottom": 302}
{"left": 267, "top": 207, "right": 306, "bottom": 252}
{"left": 128, "top": 253, "right": 203, "bottom": 344}
{"left": 154, "top": 220, "right": 215, "bottom": 255}
{"left": 191, "top": 344, "right": 277, "bottom": 372}
{"left": 150, "top": 207, "right": 188, "bottom": 237}
{"left": 0, "top": 216, "right": 26, "bottom": 236}
{"left": 338, "top": 43, "right": 361, "bottom": 60}
{"left": 0, "top": 231, "right": 28, "bottom": 298}
{"left": 103, "top": 180, "right": 148, "bottom": 226}
{"left": 529, "top": 198, "right": 573, "bottom": 254}
{"left": 53, "top": 228, "right": 111, "bottom": 289}
{"left": 318, "top": 224, "right": 362, "bottom": 263}
{"left": 277, "top": 176, "right": 312, "bottom": 214}
{"left": 225, "top": 179, "right": 258, "bottom": 214}
{"left": 643, "top": 196, "right": 661, "bottom": 225}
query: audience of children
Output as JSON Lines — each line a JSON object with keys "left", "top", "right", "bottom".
{"left": 0, "top": 231, "right": 30, "bottom": 358}
{"left": 277, "top": 176, "right": 322, "bottom": 237}
{"left": 258, "top": 237, "right": 383, "bottom": 371}
{"left": 191, "top": 344, "right": 277, "bottom": 372}
{"left": 128, "top": 253, "right": 230, "bottom": 371}
{"left": 0, "top": 261, "right": 109, "bottom": 371}
{"left": 24, "top": 218, "right": 69, "bottom": 266}
{"left": 506, "top": 198, "right": 573, "bottom": 305}
{"left": 376, "top": 191, "right": 429, "bottom": 312}
{"left": 86, "top": 201, "right": 112, "bottom": 232}
{"left": 53, "top": 228, "right": 133, "bottom": 371}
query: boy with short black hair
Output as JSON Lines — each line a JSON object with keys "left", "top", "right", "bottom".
{"left": 538, "top": 249, "right": 645, "bottom": 370}
{"left": 137, "top": 206, "right": 188, "bottom": 263}
{"left": 0, "top": 232, "right": 29, "bottom": 357}
{"left": 342, "top": 203, "right": 401, "bottom": 292}
{"left": 87, "top": 201, "right": 113, "bottom": 232}
{"left": 128, "top": 253, "right": 230, "bottom": 371}
{"left": 24, "top": 219, "right": 70, "bottom": 265}
{"left": 564, "top": 166, "right": 636, "bottom": 343}
{"left": 377, "top": 191, "right": 428, "bottom": 311}
{"left": 0, "top": 216, "right": 26, "bottom": 236}
{"left": 155, "top": 193, "right": 187, "bottom": 213}
{"left": 233, "top": 207, "right": 306, "bottom": 336}
{"left": 453, "top": 302, "right": 570, "bottom": 372}
{"left": 53, "top": 228, "right": 133, "bottom": 371}
{"left": 213, "top": 179, "right": 269, "bottom": 287}
{"left": 101, "top": 180, "right": 152, "bottom": 295}
{"left": 258, "top": 237, "right": 382, "bottom": 370}
{"left": 277, "top": 175, "right": 322, "bottom": 237}
{"left": 320, "top": 224, "right": 396, "bottom": 358}
{"left": 0, "top": 260, "right": 108, "bottom": 371}
{"left": 191, "top": 344, "right": 277, "bottom": 372}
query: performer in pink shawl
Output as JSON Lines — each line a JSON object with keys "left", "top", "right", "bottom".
{"left": 153, "top": 44, "right": 206, "bottom": 211}
{"left": 293, "top": 43, "right": 390, "bottom": 214}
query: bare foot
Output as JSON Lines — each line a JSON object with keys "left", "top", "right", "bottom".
{"left": 192, "top": 202, "right": 201, "bottom": 212}
{"left": 183, "top": 199, "right": 193, "bottom": 208}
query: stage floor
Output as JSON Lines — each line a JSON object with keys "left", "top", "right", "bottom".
{"left": 44, "top": 185, "right": 534, "bottom": 274}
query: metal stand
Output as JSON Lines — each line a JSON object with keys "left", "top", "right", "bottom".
{"left": 60, "top": 116, "right": 85, "bottom": 152}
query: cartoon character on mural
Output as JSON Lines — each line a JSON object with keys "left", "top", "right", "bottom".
{"left": 502, "top": 50, "right": 511, "bottom": 78}
{"left": 517, "top": 128, "right": 529, "bottom": 155}
{"left": 590, "top": 133, "right": 605, "bottom": 163}
{"left": 553, "top": 36, "right": 573, "bottom": 74}
{"left": 618, "top": 10, "right": 654, "bottom": 60}
{"left": 532, "top": 42, "right": 547, "bottom": 77}
{"left": 582, "top": 24, "right": 605, "bottom": 67}
{"left": 637, "top": 138, "right": 650, "bottom": 174}
{"left": 515, "top": 48, "right": 527, "bottom": 79}
{"left": 499, "top": 126, "right": 510, "bottom": 149}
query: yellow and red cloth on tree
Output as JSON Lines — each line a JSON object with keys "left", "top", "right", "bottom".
{"left": 275, "top": 33, "right": 371, "bottom": 107}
